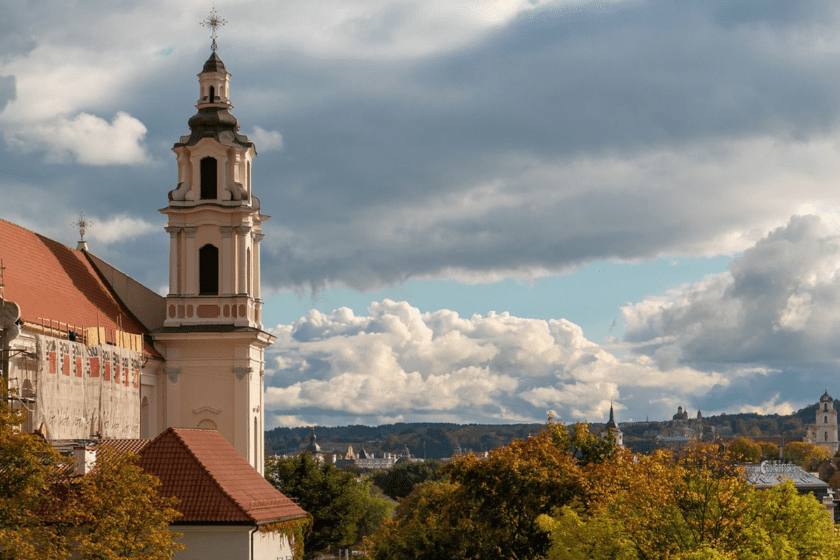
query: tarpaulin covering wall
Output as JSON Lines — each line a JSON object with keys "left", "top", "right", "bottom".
{"left": 34, "top": 334, "right": 141, "bottom": 439}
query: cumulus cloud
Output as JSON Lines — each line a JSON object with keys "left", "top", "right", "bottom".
{"left": 6, "top": 2, "right": 840, "bottom": 295}
{"left": 231, "top": 0, "right": 548, "bottom": 59}
{"left": 87, "top": 214, "right": 159, "bottom": 244}
{"left": 6, "top": 111, "right": 150, "bottom": 165}
{"left": 265, "top": 299, "right": 731, "bottom": 427}
{"left": 0, "top": 74, "right": 14, "bottom": 113}
{"left": 249, "top": 126, "right": 283, "bottom": 152}
{"left": 622, "top": 215, "right": 840, "bottom": 412}
{"left": 624, "top": 215, "right": 840, "bottom": 366}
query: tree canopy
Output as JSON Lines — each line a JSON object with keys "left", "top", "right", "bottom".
{"left": 266, "top": 453, "right": 392, "bottom": 557}
{"left": 784, "top": 441, "right": 830, "bottom": 469}
{"left": 365, "top": 423, "right": 840, "bottom": 560}
{"left": 367, "top": 422, "right": 617, "bottom": 559}
{"left": 0, "top": 391, "right": 182, "bottom": 559}
{"left": 371, "top": 460, "right": 444, "bottom": 500}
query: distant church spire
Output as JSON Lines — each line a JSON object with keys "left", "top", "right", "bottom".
{"left": 606, "top": 401, "right": 618, "bottom": 430}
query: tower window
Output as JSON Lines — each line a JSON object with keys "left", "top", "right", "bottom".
{"left": 826, "top": 403, "right": 829, "bottom": 411}
{"left": 199, "top": 244, "right": 219, "bottom": 295}
{"left": 826, "top": 415, "right": 829, "bottom": 424}
{"left": 209, "top": 85, "right": 215, "bottom": 102}
{"left": 200, "top": 157, "right": 217, "bottom": 199}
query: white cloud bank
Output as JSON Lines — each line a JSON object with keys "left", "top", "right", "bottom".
{"left": 87, "top": 214, "right": 159, "bottom": 244}
{"left": 6, "top": 111, "right": 150, "bottom": 166}
{"left": 249, "top": 126, "right": 283, "bottom": 152}
{"left": 265, "top": 300, "right": 729, "bottom": 428}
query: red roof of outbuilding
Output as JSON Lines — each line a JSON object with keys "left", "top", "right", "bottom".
{"left": 0, "top": 217, "right": 156, "bottom": 354}
{"left": 139, "top": 427, "right": 307, "bottom": 525}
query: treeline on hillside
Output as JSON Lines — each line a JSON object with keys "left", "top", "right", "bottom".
{"left": 266, "top": 400, "right": 832, "bottom": 458}
{"left": 614, "top": 413, "right": 807, "bottom": 441}
{"left": 265, "top": 423, "right": 544, "bottom": 458}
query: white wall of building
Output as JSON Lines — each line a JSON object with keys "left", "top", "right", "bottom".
{"left": 175, "top": 525, "right": 295, "bottom": 560}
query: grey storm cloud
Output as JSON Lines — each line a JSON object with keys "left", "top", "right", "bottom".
{"left": 4, "top": 0, "right": 840, "bottom": 296}
{"left": 622, "top": 214, "right": 840, "bottom": 411}
{"left": 243, "top": 0, "right": 840, "bottom": 292}
{"left": 0, "top": 75, "right": 15, "bottom": 113}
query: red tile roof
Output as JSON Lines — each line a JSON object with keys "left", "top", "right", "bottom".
{"left": 0, "top": 218, "right": 156, "bottom": 355}
{"left": 139, "top": 428, "right": 307, "bottom": 525}
{"left": 100, "top": 439, "right": 151, "bottom": 455}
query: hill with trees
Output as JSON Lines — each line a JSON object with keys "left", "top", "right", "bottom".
{"left": 266, "top": 399, "right": 834, "bottom": 460}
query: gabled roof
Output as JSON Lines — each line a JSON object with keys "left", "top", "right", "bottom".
{"left": 139, "top": 428, "right": 307, "bottom": 525}
{"left": 0, "top": 217, "right": 156, "bottom": 355}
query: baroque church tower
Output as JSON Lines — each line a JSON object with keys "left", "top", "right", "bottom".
{"left": 153, "top": 50, "right": 274, "bottom": 474}
{"left": 814, "top": 390, "right": 839, "bottom": 455}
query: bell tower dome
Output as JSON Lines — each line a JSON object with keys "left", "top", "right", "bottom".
{"left": 154, "top": 48, "right": 274, "bottom": 474}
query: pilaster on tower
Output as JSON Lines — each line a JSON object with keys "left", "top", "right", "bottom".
{"left": 161, "top": 50, "right": 269, "bottom": 329}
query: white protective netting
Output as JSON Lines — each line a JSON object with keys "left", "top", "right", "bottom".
{"left": 34, "top": 334, "right": 141, "bottom": 439}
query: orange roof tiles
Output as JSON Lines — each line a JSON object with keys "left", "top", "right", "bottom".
{"left": 139, "top": 428, "right": 307, "bottom": 525}
{"left": 0, "top": 217, "right": 155, "bottom": 354}
{"left": 100, "top": 439, "right": 151, "bottom": 456}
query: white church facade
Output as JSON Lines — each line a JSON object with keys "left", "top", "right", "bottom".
{"left": 0, "top": 49, "right": 272, "bottom": 475}
{"left": 809, "top": 390, "right": 840, "bottom": 455}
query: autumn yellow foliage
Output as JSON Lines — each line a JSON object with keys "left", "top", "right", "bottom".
{"left": 0, "top": 390, "right": 182, "bottom": 559}
{"left": 367, "top": 424, "right": 840, "bottom": 560}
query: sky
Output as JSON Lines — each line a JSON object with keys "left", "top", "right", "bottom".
{"left": 3, "top": 1, "right": 840, "bottom": 428}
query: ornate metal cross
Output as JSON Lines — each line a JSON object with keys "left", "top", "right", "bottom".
{"left": 201, "top": 6, "right": 228, "bottom": 51}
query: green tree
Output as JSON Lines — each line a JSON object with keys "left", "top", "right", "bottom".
{"left": 371, "top": 460, "right": 444, "bottom": 500}
{"left": 369, "top": 428, "right": 840, "bottom": 560}
{"left": 267, "top": 454, "right": 391, "bottom": 557}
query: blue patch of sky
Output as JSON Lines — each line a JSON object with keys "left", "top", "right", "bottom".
{"left": 262, "top": 255, "right": 733, "bottom": 343}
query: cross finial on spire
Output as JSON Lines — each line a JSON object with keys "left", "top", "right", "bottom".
{"left": 72, "top": 212, "right": 93, "bottom": 242}
{"left": 201, "top": 5, "right": 228, "bottom": 52}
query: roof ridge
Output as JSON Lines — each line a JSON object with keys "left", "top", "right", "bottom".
{"left": 0, "top": 216, "right": 79, "bottom": 253}
{"left": 170, "top": 428, "right": 259, "bottom": 523}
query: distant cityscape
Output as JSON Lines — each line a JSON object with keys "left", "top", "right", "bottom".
{"left": 266, "top": 390, "right": 832, "bottom": 461}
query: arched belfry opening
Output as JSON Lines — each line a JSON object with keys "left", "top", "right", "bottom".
{"left": 209, "top": 85, "right": 215, "bottom": 102}
{"left": 199, "top": 244, "right": 219, "bottom": 294}
{"left": 200, "top": 157, "right": 217, "bottom": 199}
